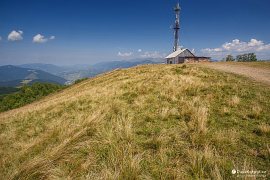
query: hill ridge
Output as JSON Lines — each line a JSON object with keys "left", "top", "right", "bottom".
{"left": 0, "top": 65, "right": 67, "bottom": 86}
{"left": 0, "top": 64, "right": 269, "bottom": 179}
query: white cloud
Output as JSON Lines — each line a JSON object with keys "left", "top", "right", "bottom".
{"left": 118, "top": 51, "right": 133, "bottom": 57}
{"left": 8, "top": 30, "right": 23, "bottom": 41}
{"left": 117, "top": 49, "right": 166, "bottom": 59}
{"left": 0, "top": 36, "right": 2, "bottom": 41}
{"left": 33, "top": 34, "right": 55, "bottom": 43}
{"left": 248, "top": 39, "right": 264, "bottom": 47}
{"left": 201, "top": 38, "right": 270, "bottom": 59}
{"left": 202, "top": 48, "right": 223, "bottom": 53}
{"left": 140, "top": 51, "right": 166, "bottom": 58}
{"left": 49, "top": 36, "right": 55, "bottom": 40}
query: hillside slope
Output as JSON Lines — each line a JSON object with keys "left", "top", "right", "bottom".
{"left": 0, "top": 65, "right": 67, "bottom": 86}
{"left": 0, "top": 64, "right": 269, "bottom": 179}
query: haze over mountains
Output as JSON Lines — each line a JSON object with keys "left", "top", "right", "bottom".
{"left": 0, "top": 58, "right": 163, "bottom": 86}
{"left": 0, "top": 65, "right": 67, "bottom": 87}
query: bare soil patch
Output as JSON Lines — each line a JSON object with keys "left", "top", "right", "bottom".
{"left": 200, "top": 62, "right": 270, "bottom": 85}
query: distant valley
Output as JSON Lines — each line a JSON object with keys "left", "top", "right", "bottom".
{"left": 0, "top": 65, "right": 67, "bottom": 87}
{"left": 18, "top": 58, "right": 163, "bottom": 83}
{"left": 0, "top": 59, "right": 163, "bottom": 88}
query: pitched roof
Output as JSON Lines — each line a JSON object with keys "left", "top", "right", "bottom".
{"left": 165, "top": 48, "right": 195, "bottom": 59}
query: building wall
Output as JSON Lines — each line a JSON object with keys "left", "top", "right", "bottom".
{"left": 167, "top": 58, "right": 174, "bottom": 64}
{"left": 166, "top": 57, "right": 210, "bottom": 64}
{"left": 184, "top": 57, "right": 210, "bottom": 63}
{"left": 177, "top": 57, "right": 185, "bottom": 63}
{"left": 166, "top": 49, "right": 196, "bottom": 64}
{"left": 166, "top": 49, "right": 210, "bottom": 64}
{"left": 167, "top": 57, "right": 180, "bottom": 64}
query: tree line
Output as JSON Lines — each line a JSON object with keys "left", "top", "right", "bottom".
{"left": 0, "top": 82, "right": 64, "bottom": 112}
{"left": 225, "top": 53, "right": 257, "bottom": 62}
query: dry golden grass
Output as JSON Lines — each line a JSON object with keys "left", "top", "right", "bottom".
{"left": 0, "top": 64, "right": 269, "bottom": 179}
{"left": 229, "top": 95, "right": 240, "bottom": 107}
{"left": 258, "top": 123, "right": 270, "bottom": 135}
{"left": 212, "top": 61, "right": 270, "bottom": 70}
{"left": 225, "top": 61, "right": 270, "bottom": 70}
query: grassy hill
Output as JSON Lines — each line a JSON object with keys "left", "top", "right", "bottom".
{"left": 0, "top": 64, "right": 269, "bottom": 179}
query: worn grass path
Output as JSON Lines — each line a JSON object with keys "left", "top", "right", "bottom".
{"left": 199, "top": 62, "right": 270, "bottom": 85}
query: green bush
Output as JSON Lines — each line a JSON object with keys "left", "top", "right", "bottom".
{"left": 74, "top": 78, "right": 88, "bottom": 84}
{"left": 225, "top": 55, "right": 235, "bottom": 62}
{"left": 0, "top": 83, "right": 64, "bottom": 112}
{"left": 236, "top": 53, "right": 257, "bottom": 62}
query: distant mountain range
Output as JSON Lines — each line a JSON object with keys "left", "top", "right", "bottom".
{"left": 19, "top": 64, "right": 68, "bottom": 75}
{"left": 91, "top": 59, "right": 160, "bottom": 73}
{"left": 0, "top": 65, "right": 67, "bottom": 87}
{"left": 18, "top": 58, "right": 164, "bottom": 83}
{"left": 0, "top": 59, "right": 164, "bottom": 87}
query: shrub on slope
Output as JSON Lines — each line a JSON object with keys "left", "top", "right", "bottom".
{"left": 0, "top": 82, "right": 64, "bottom": 112}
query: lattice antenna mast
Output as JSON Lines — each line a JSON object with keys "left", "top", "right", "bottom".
{"left": 173, "top": 2, "right": 181, "bottom": 52}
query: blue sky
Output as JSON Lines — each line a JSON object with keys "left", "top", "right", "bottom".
{"left": 0, "top": 0, "right": 270, "bottom": 65}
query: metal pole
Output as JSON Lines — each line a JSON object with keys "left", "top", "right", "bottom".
{"left": 173, "top": 3, "right": 180, "bottom": 52}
